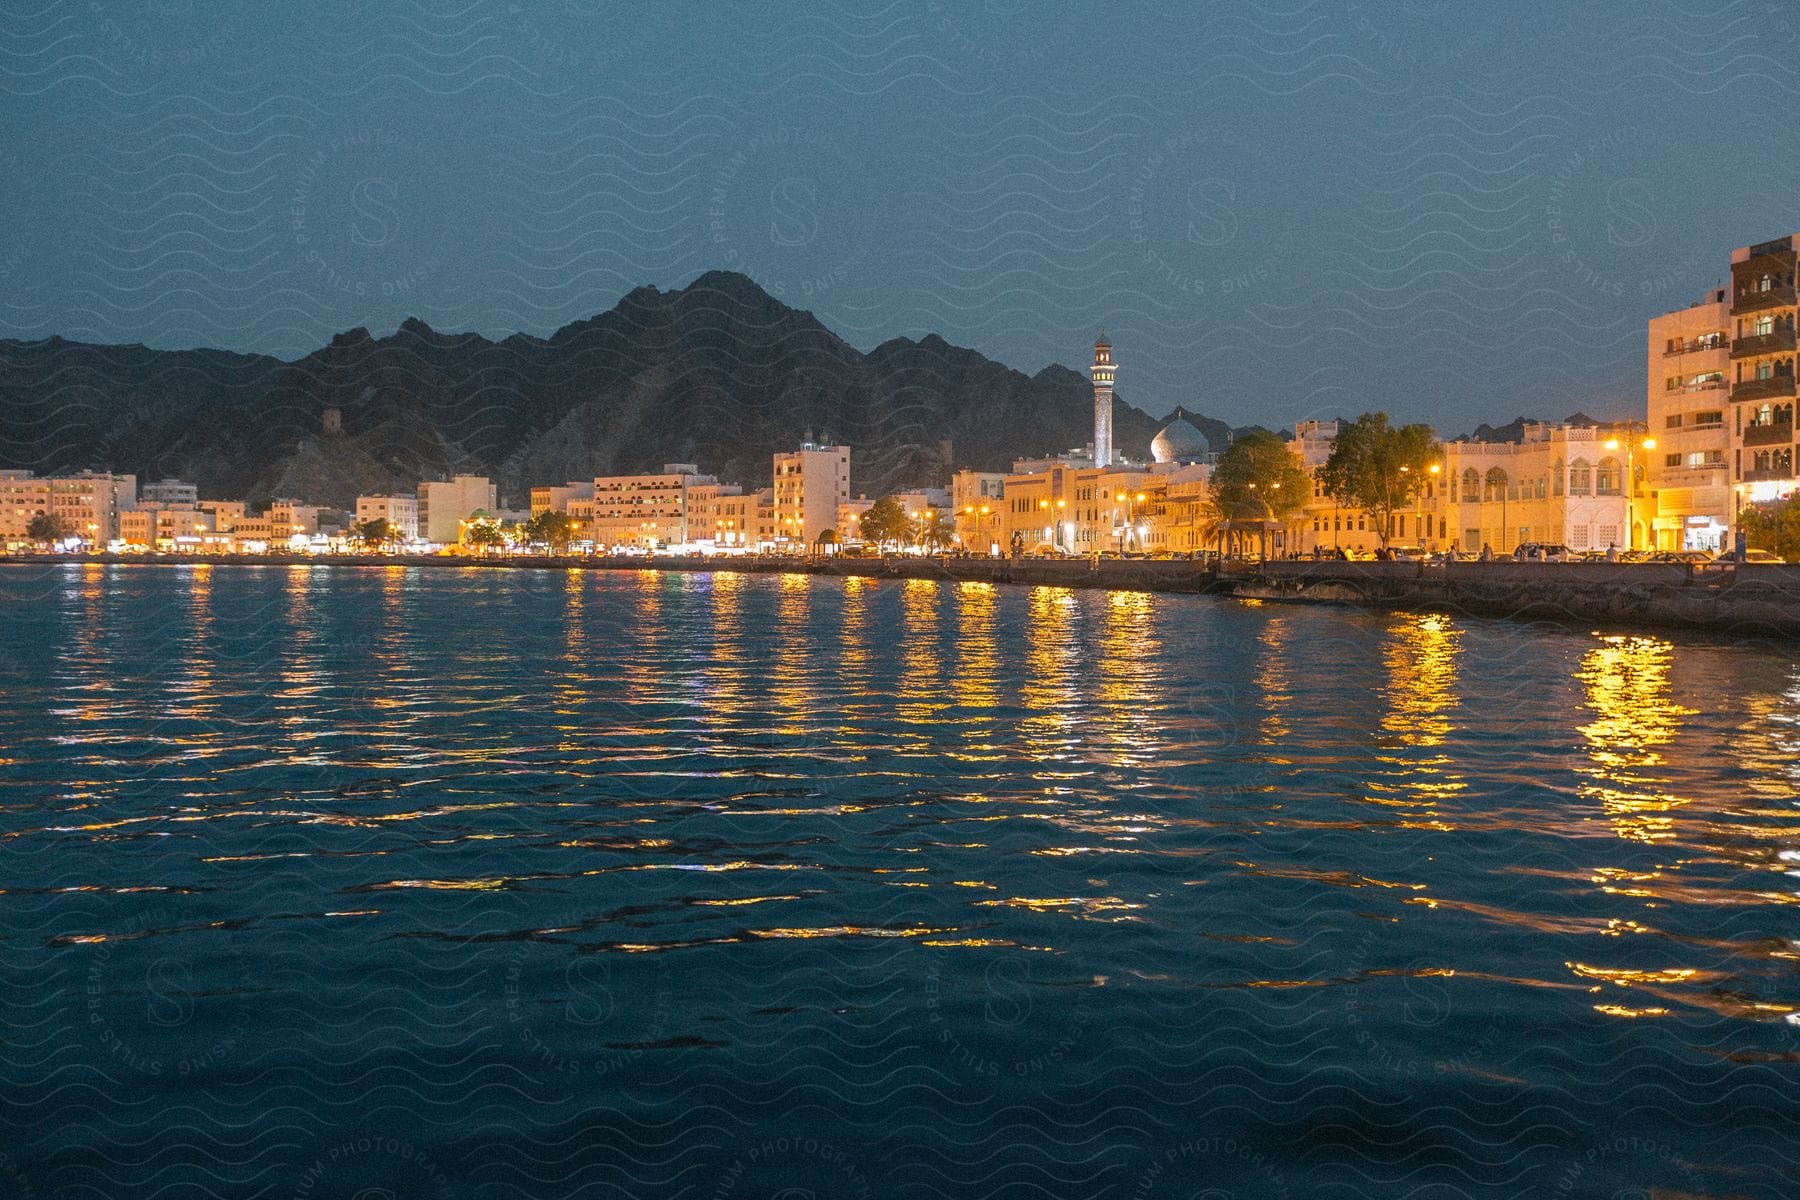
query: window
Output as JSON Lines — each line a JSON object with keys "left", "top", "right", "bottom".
{"left": 1595, "top": 458, "right": 1621, "bottom": 494}
{"left": 1757, "top": 363, "right": 1775, "bottom": 381}
{"left": 1571, "top": 526, "right": 1590, "bottom": 550}
{"left": 1568, "top": 460, "right": 1591, "bottom": 494}
{"left": 1665, "top": 376, "right": 1680, "bottom": 392}
{"left": 1461, "top": 468, "right": 1481, "bottom": 503}
{"left": 1756, "top": 315, "right": 1776, "bottom": 336}
{"left": 1665, "top": 414, "right": 1683, "bottom": 428}
{"left": 1553, "top": 459, "right": 1565, "bottom": 497}
{"left": 1693, "top": 409, "right": 1723, "bottom": 427}
{"left": 1760, "top": 273, "right": 1776, "bottom": 293}
{"left": 1665, "top": 453, "right": 1682, "bottom": 468}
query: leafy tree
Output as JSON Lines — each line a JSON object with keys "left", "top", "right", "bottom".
{"left": 1738, "top": 497, "right": 1800, "bottom": 561}
{"left": 1317, "top": 412, "right": 1440, "bottom": 548}
{"left": 918, "top": 509, "right": 955, "bottom": 552}
{"left": 26, "top": 512, "right": 72, "bottom": 544}
{"left": 352, "top": 517, "right": 392, "bottom": 548}
{"left": 523, "top": 510, "right": 577, "bottom": 552}
{"left": 1209, "top": 430, "right": 1309, "bottom": 558}
{"left": 462, "top": 516, "right": 506, "bottom": 553}
{"left": 858, "top": 496, "right": 908, "bottom": 548}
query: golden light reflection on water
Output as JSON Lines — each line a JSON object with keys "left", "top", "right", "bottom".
{"left": 169, "top": 564, "right": 215, "bottom": 725}
{"left": 551, "top": 569, "right": 589, "bottom": 720}
{"left": 896, "top": 579, "right": 946, "bottom": 728}
{"left": 699, "top": 570, "right": 748, "bottom": 728}
{"left": 1253, "top": 616, "right": 1293, "bottom": 747}
{"left": 1368, "top": 614, "right": 1467, "bottom": 813}
{"left": 621, "top": 572, "right": 664, "bottom": 696}
{"left": 1575, "top": 635, "right": 1695, "bottom": 843}
{"left": 952, "top": 583, "right": 1001, "bottom": 755}
{"left": 769, "top": 573, "right": 818, "bottom": 738}
{"left": 1021, "top": 587, "right": 1080, "bottom": 758}
{"left": 278, "top": 567, "right": 326, "bottom": 742}
{"left": 1093, "top": 591, "right": 1163, "bottom": 767}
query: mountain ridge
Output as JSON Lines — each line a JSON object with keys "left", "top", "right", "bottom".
{"left": 0, "top": 271, "right": 1248, "bottom": 509}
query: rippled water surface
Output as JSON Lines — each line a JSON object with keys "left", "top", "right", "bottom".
{"left": 2, "top": 563, "right": 1797, "bottom": 1198}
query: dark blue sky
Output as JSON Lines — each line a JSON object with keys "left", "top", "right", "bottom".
{"left": 4, "top": 0, "right": 1798, "bottom": 432}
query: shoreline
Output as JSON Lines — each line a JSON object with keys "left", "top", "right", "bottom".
{"left": 6, "top": 551, "right": 1800, "bottom": 637}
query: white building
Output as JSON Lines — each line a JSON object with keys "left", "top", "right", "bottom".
{"left": 140, "top": 479, "right": 198, "bottom": 507}
{"left": 355, "top": 494, "right": 420, "bottom": 541}
{"left": 772, "top": 440, "right": 850, "bottom": 549}
{"left": 418, "top": 475, "right": 497, "bottom": 545}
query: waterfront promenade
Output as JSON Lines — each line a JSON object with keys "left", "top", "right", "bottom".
{"left": 7, "top": 551, "right": 1800, "bottom": 636}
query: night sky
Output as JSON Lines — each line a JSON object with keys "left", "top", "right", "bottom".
{"left": 4, "top": 0, "right": 1798, "bottom": 433}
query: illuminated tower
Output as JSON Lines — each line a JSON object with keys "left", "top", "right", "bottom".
{"left": 1092, "top": 333, "right": 1115, "bottom": 468}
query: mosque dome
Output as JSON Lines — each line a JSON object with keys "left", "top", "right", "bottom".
{"left": 1151, "top": 407, "right": 1210, "bottom": 464}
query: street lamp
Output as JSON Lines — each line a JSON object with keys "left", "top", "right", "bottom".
{"left": 1604, "top": 435, "right": 1656, "bottom": 550}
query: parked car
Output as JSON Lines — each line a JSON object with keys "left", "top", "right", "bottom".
{"left": 1742, "top": 548, "right": 1785, "bottom": 564}
{"left": 1649, "top": 550, "right": 1714, "bottom": 564}
{"left": 1511, "top": 542, "right": 1573, "bottom": 561}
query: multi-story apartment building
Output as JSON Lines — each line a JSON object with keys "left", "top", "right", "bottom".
{"left": 418, "top": 475, "right": 497, "bottom": 545}
{"left": 951, "top": 471, "right": 1005, "bottom": 553}
{"left": 119, "top": 505, "right": 213, "bottom": 550}
{"left": 48, "top": 471, "right": 137, "bottom": 544}
{"left": 529, "top": 480, "right": 595, "bottom": 517}
{"left": 355, "top": 494, "right": 419, "bottom": 541}
{"left": 270, "top": 499, "right": 322, "bottom": 540}
{"left": 771, "top": 441, "right": 850, "bottom": 549}
{"left": 140, "top": 479, "right": 198, "bottom": 507}
{"left": 1728, "top": 234, "right": 1800, "bottom": 511}
{"left": 0, "top": 469, "right": 51, "bottom": 542}
{"left": 686, "top": 481, "right": 750, "bottom": 549}
{"left": 590, "top": 465, "right": 715, "bottom": 550}
{"left": 1646, "top": 291, "right": 1730, "bottom": 551}
{"left": 198, "top": 499, "right": 246, "bottom": 531}
{"left": 1436, "top": 422, "right": 1639, "bottom": 554}
{"left": 999, "top": 461, "right": 1165, "bottom": 554}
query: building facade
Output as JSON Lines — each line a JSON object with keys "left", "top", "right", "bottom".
{"left": 1728, "top": 234, "right": 1799, "bottom": 515}
{"left": 355, "top": 494, "right": 420, "bottom": 541}
{"left": 591, "top": 465, "right": 712, "bottom": 550}
{"left": 0, "top": 469, "right": 51, "bottom": 542}
{"left": 418, "top": 475, "right": 497, "bottom": 545}
{"left": 48, "top": 471, "right": 137, "bottom": 544}
{"left": 771, "top": 442, "right": 850, "bottom": 549}
{"left": 951, "top": 470, "right": 1005, "bottom": 553}
{"left": 1646, "top": 292, "right": 1731, "bottom": 550}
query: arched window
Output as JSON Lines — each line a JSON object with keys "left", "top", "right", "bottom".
{"left": 1569, "top": 459, "right": 1591, "bottom": 494}
{"left": 1553, "top": 459, "right": 1564, "bottom": 496}
{"left": 1595, "top": 457, "right": 1621, "bottom": 494}
{"left": 1461, "top": 468, "right": 1481, "bottom": 503}
{"left": 1484, "top": 467, "right": 1509, "bottom": 503}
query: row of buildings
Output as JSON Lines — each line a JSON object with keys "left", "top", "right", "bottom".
{"left": 5, "top": 231, "right": 1797, "bottom": 560}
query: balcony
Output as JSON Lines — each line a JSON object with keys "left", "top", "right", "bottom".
{"left": 1663, "top": 335, "right": 1728, "bottom": 357}
{"left": 1729, "top": 328, "right": 1796, "bottom": 359}
{"left": 1731, "top": 375, "right": 1797, "bottom": 403}
{"left": 1743, "top": 420, "right": 1794, "bottom": 448}
{"left": 1732, "top": 285, "right": 1797, "bottom": 315}
{"left": 1744, "top": 467, "right": 1794, "bottom": 483}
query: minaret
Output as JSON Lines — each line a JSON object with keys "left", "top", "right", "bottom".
{"left": 1091, "top": 333, "right": 1115, "bottom": 468}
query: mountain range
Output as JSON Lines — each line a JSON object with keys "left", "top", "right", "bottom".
{"left": 0, "top": 271, "right": 1248, "bottom": 509}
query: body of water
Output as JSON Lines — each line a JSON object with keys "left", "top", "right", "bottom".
{"left": 1, "top": 563, "right": 1795, "bottom": 1198}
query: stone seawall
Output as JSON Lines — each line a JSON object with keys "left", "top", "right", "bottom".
{"left": 6, "top": 552, "right": 1798, "bottom": 636}
{"left": 1231, "top": 559, "right": 1800, "bottom": 636}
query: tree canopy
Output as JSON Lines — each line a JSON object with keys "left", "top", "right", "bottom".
{"left": 352, "top": 517, "right": 392, "bottom": 547}
{"left": 1317, "top": 412, "right": 1440, "bottom": 547}
{"left": 857, "top": 496, "right": 908, "bottom": 548}
{"left": 1738, "top": 497, "right": 1800, "bottom": 561}
{"left": 26, "top": 512, "right": 71, "bottom": 544}
{"left": 523, "top": 510, "right": 578, "bottom": 552}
